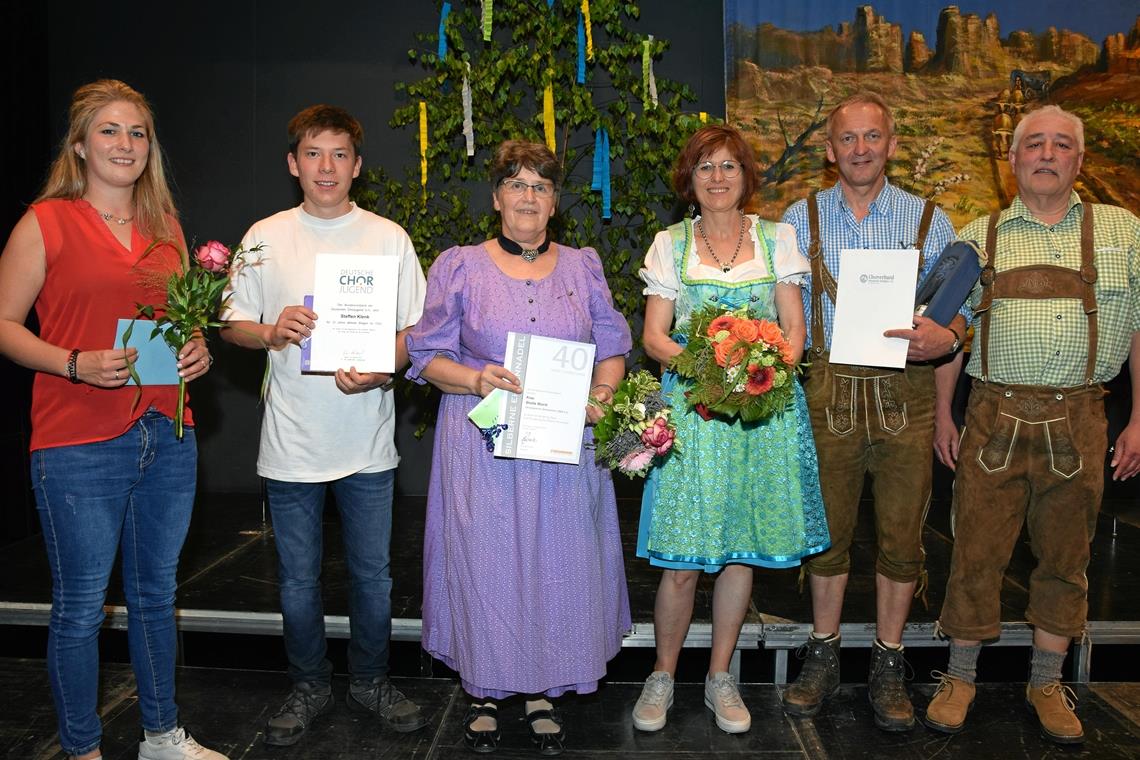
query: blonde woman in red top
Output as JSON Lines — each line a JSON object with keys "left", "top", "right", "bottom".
{"left": 0, "top": 80, "right": 226, "bottom": 760}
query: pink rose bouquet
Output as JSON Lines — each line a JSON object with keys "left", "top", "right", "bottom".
{"left": 669, "top": 304, "right": 800, "bottom": 423}
{"left": 592, "top": 370, "right": 677, "bottom": 478}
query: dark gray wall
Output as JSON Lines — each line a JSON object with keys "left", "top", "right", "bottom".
{"left": 2, "top": 3, "right": 726, "bottom": 501}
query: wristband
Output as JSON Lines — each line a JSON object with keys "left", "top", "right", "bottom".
{"left": 66, "top": 349, "right": 81, "bottom": 384}
{"left": 591, "top": 383, "right": 615, "bottom": 395}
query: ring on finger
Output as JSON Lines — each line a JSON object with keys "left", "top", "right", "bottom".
{"left": 114, "top": 370, "right": 120, "bottom": 379}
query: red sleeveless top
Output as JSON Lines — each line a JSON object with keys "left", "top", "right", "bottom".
{"left": 29, "top": 199, "right": 193, "bottom": 451}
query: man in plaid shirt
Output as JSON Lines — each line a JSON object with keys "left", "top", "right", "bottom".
{"left": 925, "top": 105, "right": 1140, "bottom": 745}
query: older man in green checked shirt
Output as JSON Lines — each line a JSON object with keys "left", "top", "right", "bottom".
{"left": 925, "top": 104, "right": 1140, "bottom": 745}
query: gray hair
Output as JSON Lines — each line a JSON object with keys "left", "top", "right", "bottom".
{"left": 1010, "top": 105, "right": 1084, "bottom": 153}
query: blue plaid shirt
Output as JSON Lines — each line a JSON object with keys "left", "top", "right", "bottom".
{"left": 782, "top": 180, "right": 957, "bottom": 350}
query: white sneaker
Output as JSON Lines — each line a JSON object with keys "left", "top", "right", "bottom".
{"left": 704, "top": 672, "right": 751, "bottom": 733}
{"left": 138, "top": 727, "right": 229, "bottom": 760}
{"left": 632, "top": 671, "right": 674, "bottom": 731}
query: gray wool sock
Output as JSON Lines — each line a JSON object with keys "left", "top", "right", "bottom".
{"left": 947, "top": 641, "right": 982, "bottom": 684}
{"left": 1029, "top": 646, "right": 1067, "bottom": 688}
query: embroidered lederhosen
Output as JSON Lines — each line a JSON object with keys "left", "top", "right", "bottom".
{"left": 969, "top": 204, "right": 1102, "bottom": 478}
{"left": 939, "top": 205, "right": 1108, "bottom": 641}
{"left": 802, "top": 193, "right": 938, "bottom": 584}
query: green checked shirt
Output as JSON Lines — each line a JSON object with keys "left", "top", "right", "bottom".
{"left": 961, "top": 193, "right": 1140, "bottom": 387}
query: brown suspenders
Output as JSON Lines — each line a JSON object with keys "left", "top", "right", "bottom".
{"left": 974, "top": 203, "right": 1098, "bottom": 384}
{"left": 806, "top": 192, "right": 936, "bottom": 357}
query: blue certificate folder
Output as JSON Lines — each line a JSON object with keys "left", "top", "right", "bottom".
{"left": 914, "top": 240, "right": 983, "bottom": 326}
{"left": 115, "top": 318, "right": 180, "bottom": 385}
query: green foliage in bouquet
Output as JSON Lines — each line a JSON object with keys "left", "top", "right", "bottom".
{"left": 669, "top": 304, "right": 798, "bottom": 424}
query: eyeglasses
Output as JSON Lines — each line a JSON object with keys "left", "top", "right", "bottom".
{"left": 693, "top": 160, "right": 742, "bottom": 180}
{"left": 499, "top": 179, "right": 556, "bottom": 197}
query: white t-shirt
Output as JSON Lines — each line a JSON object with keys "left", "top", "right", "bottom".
{"left": 222, "top": 204, "right": 426, "bottom": 482}
{"left": 639, "top": 215, "right": 807, "bottom": 299}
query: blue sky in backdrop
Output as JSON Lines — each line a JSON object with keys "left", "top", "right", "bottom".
{"left": 724, "top": 0, "right": 1139, "bottom": 46}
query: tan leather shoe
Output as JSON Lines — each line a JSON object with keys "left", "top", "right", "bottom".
{"left": 923, "top": 672, "right": 975, "bottom": 734}
{"left": 1025, "top": 682, "right": 1084, "bottom": 744}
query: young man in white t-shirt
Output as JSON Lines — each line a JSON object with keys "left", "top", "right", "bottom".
{"left": 221, "top": 105, "right": 427, "bottom": 746}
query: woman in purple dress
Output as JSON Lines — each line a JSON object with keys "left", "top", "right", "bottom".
{"left": 406, "top": 140, "right": 632, "bottom": 755}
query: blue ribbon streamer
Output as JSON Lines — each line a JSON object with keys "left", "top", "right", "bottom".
{"left": 591, "top": 128, "right": 611, "bottom": 220}
{"left": 438, "top": 2, "right": 452, "bottom": 61}
{"left": 577, "top": 11, "right": 586, "bottom": 83}
{"left": 547, "top": 0, "right": 555, "bottom": 7}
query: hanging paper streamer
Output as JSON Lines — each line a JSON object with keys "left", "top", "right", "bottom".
{"left": 642, "top": 37, "right": 659, "bottom": 110}
{"left": 482, "top": 0, "right": 493, "bottom": 41}
{"left": 645, "top": 35, "right": 658, "bottom": 108}
{"left": 419, "top": 101, "right": 428, "bottom": 205}
{"left": 699, "top": 111, "right": 708, "bottom": 123}
{"left": 581, "top": 1, "right": 593, "bottom": 61}
{"left": 546, "top": 0, "right": 554, "bottom": 7}
{"left": 462, "top": 63, "right": 475, "bottom": 157}
{"left": 543, "top": 74, "right": 556, "bottom": 153}
{"left": 577, "top": 11, "right": 586, "bottom": 84}
{"left": 437, "top": 2, "right": 451, "bottom": 61}
{"left": 591, "top": 127, "right": 611, "bottom": 220}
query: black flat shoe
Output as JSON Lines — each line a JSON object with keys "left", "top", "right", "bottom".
{"left": 464, "top": 703, "right": 500, "bottom": 754}
{"left": 526, "top": 706, "right": 565, "bottom": 757}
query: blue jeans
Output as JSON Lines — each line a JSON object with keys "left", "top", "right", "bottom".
{"left": 266, "top": 470, "right": 395, "bottom": 685}
{"left": 32, "top": 411, "right": 196, "bottom": 756}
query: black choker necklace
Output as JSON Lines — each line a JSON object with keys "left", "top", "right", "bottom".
{"left": 497, "top": 233, "right": 551, "bottom": 263}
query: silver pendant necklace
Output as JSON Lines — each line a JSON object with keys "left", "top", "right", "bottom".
{"left": 98, "top": 210, "right": 134, "bottom": 225}
{"left": 696, "top": 211, "right": 747, "bottom": 273}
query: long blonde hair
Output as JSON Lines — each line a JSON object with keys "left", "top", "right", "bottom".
{"left": 36, "top": 79, "right": 177, "bottom": 241}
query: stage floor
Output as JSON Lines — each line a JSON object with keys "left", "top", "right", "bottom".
{"left": 4, "top": 658, "right": 1139, "bottom": 759}
{"left": 2, "top": 492, "right": 1138, "bottom": 624}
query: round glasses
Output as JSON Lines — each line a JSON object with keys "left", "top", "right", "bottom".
{"left": 499, "top": 178, "right": 556, "bottom": 197}
{"left": 693, "top": 160, "right": 742, "bottom": 180}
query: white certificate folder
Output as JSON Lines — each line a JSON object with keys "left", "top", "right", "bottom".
{"left": 495, "top": 332, "right": 596, "bottom": 465}
{"left": 303, "top": 253, "right": 398, "bottom": 373}
{"left": 828, "top": 249, "right": 919, "bottom": 369}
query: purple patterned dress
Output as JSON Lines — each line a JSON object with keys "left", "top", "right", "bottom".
{"left": 406, "top": 242, "right": 633, "bottom": 698}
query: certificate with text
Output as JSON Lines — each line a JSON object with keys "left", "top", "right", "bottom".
{"left": 495, "top": 332, "right": 596, "bottom": 465}
{"left": 303, "top": 253, "right": 398, "bottom": 373}
{"left": 829, "top": 249, "right": 919, "bottom": 369}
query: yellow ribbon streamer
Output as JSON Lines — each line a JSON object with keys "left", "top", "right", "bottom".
{"left": 419, "top": 101, "right": 428, "bottom": 205}
{"left": 581, "top": 0, "right": 593, "bottom": 61}
{"left": 699, "top": 111, "right": 708, "bottom": 123}
{"left": 543, "top": 77, "right": 556, "bottom": 153}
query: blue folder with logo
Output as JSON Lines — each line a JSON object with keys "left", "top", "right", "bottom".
{"left": 914, "top": 241, "right": 983, "bottom": 326}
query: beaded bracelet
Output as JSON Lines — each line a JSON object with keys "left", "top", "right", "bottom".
{"left": 591, "top": 383, "right": 615, "bottom": 395}
{"left": 66, "top": 349, "right": 82, "bottom": 384}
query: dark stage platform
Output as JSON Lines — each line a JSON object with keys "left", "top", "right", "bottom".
{"left": 1, "top": 490, "right": 1139, "bottom": 682}
{"left": 2, "top": 490, "right": 1140, "bottom": 758}
{"left": 3, "top": 658, "right": 1139, "bottom": 759}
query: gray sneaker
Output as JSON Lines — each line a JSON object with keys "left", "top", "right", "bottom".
{"left": 264, "top": 681, "right": 333, "bottom": 746}
{"left": 632, "top": 671, "right": 674, "bottom": 732}
{"left": 348, "top": 677, "right": 428, "bottom": 732}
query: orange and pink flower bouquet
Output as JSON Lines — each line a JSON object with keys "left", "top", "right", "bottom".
{"left": 669, "top": 305, "right": 798, "bottom": 423}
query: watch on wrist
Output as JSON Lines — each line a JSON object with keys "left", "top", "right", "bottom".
{"left": 947, "top": 326, "right": 963, "bottom": 354}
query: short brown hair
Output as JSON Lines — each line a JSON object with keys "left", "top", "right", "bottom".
{"left": 489, "top": 140, "right": 562, "bottom": 192}
{"left": 671, "top": 125, "right": 758, "bottom": 209}
{"left": 287, "top": 105, "right": 364, "bottom": 156}
{"left": 825, "top": 92, "right": 895, "bottom": 140}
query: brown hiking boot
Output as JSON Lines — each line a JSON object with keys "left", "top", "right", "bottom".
{"left": 868, "top": 640, "right": 914, "bottom": 731}
{"left": 1026, "top": 682, "right": 1084, "bottom": 744}
{"left": 923, "top": 672, "right": 975, "bottom": 734}
{"left": 781, "top": 635, "right": 841, "bottom": 717}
